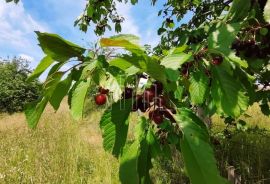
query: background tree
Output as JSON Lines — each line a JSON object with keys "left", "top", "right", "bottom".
{"left": 0, "top": 57, "right": 40, "bottom": 113}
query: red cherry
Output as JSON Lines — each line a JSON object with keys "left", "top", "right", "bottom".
{"left": 181, "top": 68, "right": 189, "bottom": 77}
{"left": 99, "top": 87, "right": 109, "bottom": 94}
{"left": 211, "top": 56, "right": 223, "bottom": 65}
{"left": 138, "top": 102, "right": 150, "bottom": 112}
{"left": 154, "top": 96, "right": 166, "bottom": 107}
{"left": 143, "top": 89, "right": 155, "bottom": 103}
{"left": 151, "top": 81, "right": 163, "bottom": 95}
{"left": 123, "top": 87, "right": 133, "bottom": 99}
{"left": 164, "top": 109, "right": 176, "bottom": 123}
{"left": 153, "top": 114, "right": 164, "bottom": 125}
{"left": 149, "top": 110, "right": 164, "bottom": 125}
{"left": 132, "top": 95, "right": 142, "bottom": 111}
{"left": 204, "top": 69, "right": 211, "bottom": 77}
{"left": 95, "top": 94, "right": 107, "bottom": 105}
{"left": 132, "top": 95, "right": 150, "bottom": 112}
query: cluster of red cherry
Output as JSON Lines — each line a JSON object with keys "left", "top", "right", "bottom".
{"left": 231, "top": 38, "right": 270, "bottom": 59}
{"left": 132, "top": 81, "right": 176, "bottom": 125}
{"left": 180, "top": 47, "right": 223, "bottom": 78}
{"left": 94, "top": 81, "right": 176, "bottom": 125}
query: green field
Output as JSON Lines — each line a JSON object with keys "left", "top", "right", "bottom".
{"left": 0, "top": 100, "right": 269, "bottom": 183}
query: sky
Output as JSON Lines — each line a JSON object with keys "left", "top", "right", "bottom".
{"left": 0, "top": 0, "right": 165, "bottom": 69}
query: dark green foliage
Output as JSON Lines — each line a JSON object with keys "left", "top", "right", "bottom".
{"left": 5, "top": 0, "right": 19, "bottom": 3}
{"left": 0, "top": 58, "right": 40, "bottom": 113}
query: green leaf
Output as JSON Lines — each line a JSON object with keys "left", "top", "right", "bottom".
{"left": 158, "top": 27, "right": 166, "bottom": 35}
{"left": 91, "top": 68, "right": 106, "bottom": 85}
{"left": 161, "top": 53, "right": 192, "bottom": 70}
{"left": 125, "top": 66, "right": 140, "bottom": 76}
{"left": 208, "top": 23, "right": 240, "bottom": 55}
{"left": 119, "top": 117, "right": 152, "bottom": 184}
{"left": 135, "top": 118, "right": 151, "bottom": 183}
{"left": 119, "top": 141, "right": 140, "bottom": 184}
{"left": 146, "top": 59, "right": 167, "bottom": 85}
{"left": 100, "top": 99, "right": 133, "bottom": 157}
{"left": 87, "top": 6, "right": 94, "bottom": 17}
{"left": 130, "top": 0, "right": 138, "bottom": 5}
{"left": 36, "top": 32, "right": 85, "bottom": 62}
{"left": 137, "top": 138, "right": 152, "bottom": 184}
{"left": 227, "top": 52, "right": 248, "bottom": 68}
{"left": 109, "top": 57, "right": 133, "bottom": 70}
{"left": 260, "top": 103, "right": 270, "bottom": 116}
{"left": 146, "top": 127, "right": 162, "bottom": 158}
{"left": 211, "top": 66, "right": 249, "bottom": 117}
{"left": 49, "top": 73, "right": 73, "bottom": 110}
{"left": 264, "top": 0, "right": 270, "bottom": 23}
{"left": 175, "top": 108, "right": 227, "bottom": 184}
{"left": 47, "top": 62, "right": 64, "bottom": 78}
{"left": 260, "top": 27, "right": 269, "bottom": 36}
{"left": 28, "top": 56, "right": 54, "bottom": 81}
{"left": 25, "top": 97, "right": 49, "bottom": 129}
{"left": 225, "top": 0, "right": 251, "bottom": 23}
{"left": 100, "top": 34, "right": 144, "bottom": 54}
{"left": 189, "top": 71, "right": 209, "bottom": 104}
{"left": 170, "top": 45, "right": 188, "bottom": 54}
{"left": 174, "top": 85, "right": 184, "bottom": 100}
{"left": 71, "top": 78, "right": 90, "bottom": 120}
{"left": 165, "top": 69, "right": 179, "bottom": 82}
{"left": 44, "top": 72, "right": 64, "bottom": 98}
{"left": 100, "top": 72, "right": 122, "bottom": 102}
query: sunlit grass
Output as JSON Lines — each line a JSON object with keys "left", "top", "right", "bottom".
{"left": 211, "top": 103, "right": 270, "bottom": 131}
{"left": 0, "top": 100, "right": 269, "bottom": 183}
{"left": 0, "top": 100, "right": 119, "bottom": 184}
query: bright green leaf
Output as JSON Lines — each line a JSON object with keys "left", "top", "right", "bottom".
{"left": 226, "top": 0, "right": 251, "bottom": 23}
{"left": 161, "top": 53, "right": 192, "bottom": 70}
{"left": 71, "top": 78, "right": 90, "bottom": 120}
{"left": 44, "top": 72, "right": 64, "bottom": 98}
{"left": 28, "top": 56, "right": 54, "bottom": 81}
{"left": 137, "top": 139, "right": 152, "bottom": 184}
{"left": 109, "top": 57, "right": 133, "bottom": 70}
{"left": 119, "top": 141, "right": 140, "bottom": 184}
{"left": 100, "top": 72, "right": 123, "bottom": 102}
{"left": 264, "top": 0, "right": 270, "bottom": 23}
{"left": 227, "top": 52, "right": 248, "bottom": 68}
{"left": 36, "top": 32, "right": 85, "bottom": 62}
{"left": 119, "top": 117, "right": 152, "bottom": 184}
{"left": 100, "top": 34, "right": 144, "bottom": 54}
{"left": 146, "top": 126, "right": 161, "bottom": 158}
{"left": 100, "top": 99, "right": 133, "bottom": 157}
{"left": 146, "top": 59, "right": 167, "bottom": 85}
{"left": 211, "top": 66, "right": 249, "bottom": 117}
{"left": 175, "top": 108, "right": 227, "bottom": 184}
{"left": 208, "top": 23, "right": 240, "bottom": 55}
{"left": 25, "top": 97, "right": 49, "bottom": 129}
{"left": 189, "top": 70, "right": 209, "bottom": 104}
{"left": 49, "top": 73, "right": 73, "bottom": 111}
{"left": 175, "top": 87, "right": 184, "bottom": 101}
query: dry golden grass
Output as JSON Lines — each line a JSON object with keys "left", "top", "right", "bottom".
{"left": 0, "top": 99, "right": 119, "bottom": 184}
{"left": 0, "top": 100, "right": 269, "bottom": 184}
{"left": 211, "top": 103, "right": 270, "bottom": 131}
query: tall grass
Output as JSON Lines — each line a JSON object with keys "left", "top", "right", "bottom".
{"left": 0, "top": 100, "right": 269, "bottom": 183}
{"left": 0, "top": 101, "right": 119, "bottom": 184}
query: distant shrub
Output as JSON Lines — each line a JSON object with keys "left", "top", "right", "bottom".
{"left": 0, "top": 57, "right": 41, "bottom": 113}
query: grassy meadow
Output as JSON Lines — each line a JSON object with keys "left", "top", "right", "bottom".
{"left": 0, "top": 99, "right": 269, "bottom": 184}
{"left": 0, "top": 100, "right": 120, "bottom": 184}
